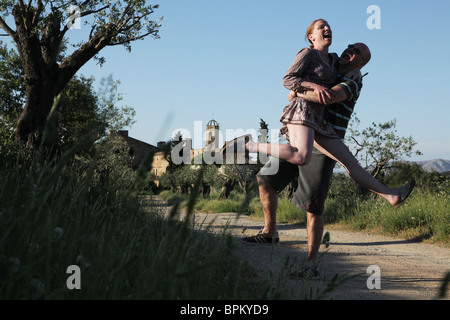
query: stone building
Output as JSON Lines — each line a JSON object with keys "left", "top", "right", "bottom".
{"left": 117, "top": 130, "right": 160, "bottom": 170}
{"left": 116, "top": 119, "right": 246, "bottom": 184}
{"left": 205, "top": 119, "right": 220, "bottom": 149}
{"left": 152, "top": 151, "right": 169, "bottom": 178}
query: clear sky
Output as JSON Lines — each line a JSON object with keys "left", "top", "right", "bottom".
{"left": 72, "top": 0, "right": 450, "bottom": 161}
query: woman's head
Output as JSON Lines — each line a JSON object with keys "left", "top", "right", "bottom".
{"left": 305, "top": 19, "right": 332, "bottom": 49}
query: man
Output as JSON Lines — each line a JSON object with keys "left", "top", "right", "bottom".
{"left": 242, "top": 43, "right": 371, "bottom": 279}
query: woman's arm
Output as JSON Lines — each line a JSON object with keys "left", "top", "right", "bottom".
{"left": 288, "top": 83, "right": 348, "bottom": 105}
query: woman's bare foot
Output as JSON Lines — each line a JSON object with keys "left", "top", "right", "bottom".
{"left": 387, "top": 191, "right": 401, "bottom": 207}
{"left": 245, "top": 138, "right": 257, "bottom": 153}
{"left": 221, "top": 134, "right": 254, "bottom": 155}
{"left": 388, "top": 179, "right": 416, "bottom": 208}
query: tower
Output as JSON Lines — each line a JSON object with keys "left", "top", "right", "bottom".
{"left": 205, "top": 119, "right": 219, "bottom": 149}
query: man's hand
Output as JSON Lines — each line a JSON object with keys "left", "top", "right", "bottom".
{"left": 288, "top": 85, "right": 336, "bottom": 104}
{"left": 313, "top": 84, "right": 336, "bottom": 105}
{"left": 292, "top": 82, "right": 350, "bottom": 105}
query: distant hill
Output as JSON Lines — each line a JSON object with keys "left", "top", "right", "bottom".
{"left": 413, "top": 159, "right": 450, "bottom": 173}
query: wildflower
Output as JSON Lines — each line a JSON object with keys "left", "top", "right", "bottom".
{"left": 9, "top": 257, "right": 20, "bottom": 273}
{"left": 53, "top": 227, "right": 64, "bottom": 240}
{"left": 76, "top": 254, "right": 91, "bottom": 268}
{"left": 27, "top": 242, "right": 40, "bottom": 254}
{"left": 0, "top": 257, "right": 21, "bottom": 275}
{"left": 30, "top": 278, "right": 45, "bottom": 300}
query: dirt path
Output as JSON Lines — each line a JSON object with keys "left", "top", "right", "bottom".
{"left": 147, "top": 197, "right": 450, "bottom": 300}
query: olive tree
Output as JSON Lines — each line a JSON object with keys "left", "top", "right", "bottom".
{"left": 346, "top": 116, "right": 422, "bottom": 179}
{"left": 0, "top": 0, "right": 161, "bottom": 147}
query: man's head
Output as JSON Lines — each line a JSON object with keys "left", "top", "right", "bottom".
{"left": 339, "top": 43, "right": 371, "bottom": 69}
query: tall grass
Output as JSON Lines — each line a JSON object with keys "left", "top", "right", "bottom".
{"left": 248, "top": 184, "right": 449, "bottom": 246}
{"left": 324, "top": 186, "right": 450, "bottom": 245}
{"left": 0, "top": 143, "right": 272, "bottom": 299}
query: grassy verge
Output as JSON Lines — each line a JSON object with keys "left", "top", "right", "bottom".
{"left": 324, "top": 188, "right": 450, "bottom": 245}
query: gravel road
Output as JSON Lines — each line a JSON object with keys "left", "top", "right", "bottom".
{"left": 147, "top": 196, "right": 450, "bottom": 300}
{"left": 196, "top": 212, "right": 449, "bottom": 300}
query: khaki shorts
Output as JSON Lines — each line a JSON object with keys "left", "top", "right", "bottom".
{"left": 257, "top": 148, "right": 336, "bottom": 215}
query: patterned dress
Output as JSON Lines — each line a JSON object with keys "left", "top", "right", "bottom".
{"left": 280, "top": 47, "right": 340, "bottom": 139}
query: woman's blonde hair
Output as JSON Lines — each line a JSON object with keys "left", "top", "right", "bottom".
{"left": 305, "top": 19, "right": 328, "bottom": 48}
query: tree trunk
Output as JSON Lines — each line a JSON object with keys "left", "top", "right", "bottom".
{"left": 218, "top": 179, "right": 234, "bottom": 200}
{"left": 16, "top": 80, "right": 57, "bottom": 148}
{"left": 241, "top": 180, "right": 248, "bottom": 199}
{"left": 12, "top": 9, "right": 57, "bottom": 147}
{"left": 201, "top": 183, "right": 211, "bottom": 198}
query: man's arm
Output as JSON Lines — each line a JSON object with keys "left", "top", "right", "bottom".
{"left": 288, "top": 81, "right": 355, "bottom": 105}
{"left": 297, "top": 81, "right": 337, "bottom": 105}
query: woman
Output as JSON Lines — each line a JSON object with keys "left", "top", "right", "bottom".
{"left": 223, "top": 19, "right": 415, "bottom": 207}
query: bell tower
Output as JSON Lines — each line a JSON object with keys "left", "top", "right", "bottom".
{"left": 205, "top": 119, "right": 219, "bottom": 149}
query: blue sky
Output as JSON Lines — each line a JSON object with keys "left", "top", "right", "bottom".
{"left": 72, "top": 0, "right": 450, "bottom": 161}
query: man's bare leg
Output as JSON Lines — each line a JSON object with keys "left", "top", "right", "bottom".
{"left": 306, "top": 212, "right": 324, "bottom": 265}
{"left": 241, "top": 176, "right": 279, "bottom": 243}
{"left": 257, "top": 176, "right": 278, "bottom": 236}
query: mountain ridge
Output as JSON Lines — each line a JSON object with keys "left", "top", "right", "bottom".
{"left": 412, "top": 158, "right": 450, "bottom": 173}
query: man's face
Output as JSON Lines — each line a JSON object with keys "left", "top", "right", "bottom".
{"left": 339, "top": 43, "right": 369, "bottom": 68}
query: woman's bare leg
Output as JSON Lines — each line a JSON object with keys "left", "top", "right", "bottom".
{"left": 247, "top": 124, "right": 315, "bottom": 166}
{"left": 313, "top": 134, "right": 400, "bottom": 206}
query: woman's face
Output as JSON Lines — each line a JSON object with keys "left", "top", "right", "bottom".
{"left": 308, "top": 20, "right": 332, "bottom": 48}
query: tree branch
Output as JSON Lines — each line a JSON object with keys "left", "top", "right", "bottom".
{"left": 32, "top": 0, "right": 45, "bottom": 27}
{"left": 58, "top": 23, "right": 116, "bottom": 89}
{"left": 107, "top": 29, "right": 158, "bottom": 46}
{"left": 116, "top": 1, "right": 134, "bottom": 27}
{"left": 80, "top": 5, "right": 110, "bottom": 18}
{"left": 89, "top": 24, "right": 96, "bottom": 40}
{"left": 351, "top": 136, "right": 365, "bottom": 158}
{"left": 0, "top": 17, "right": 16, "bottom": 38}
{"left": 26, "top": 0, "right": 33, "bottom": 12}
